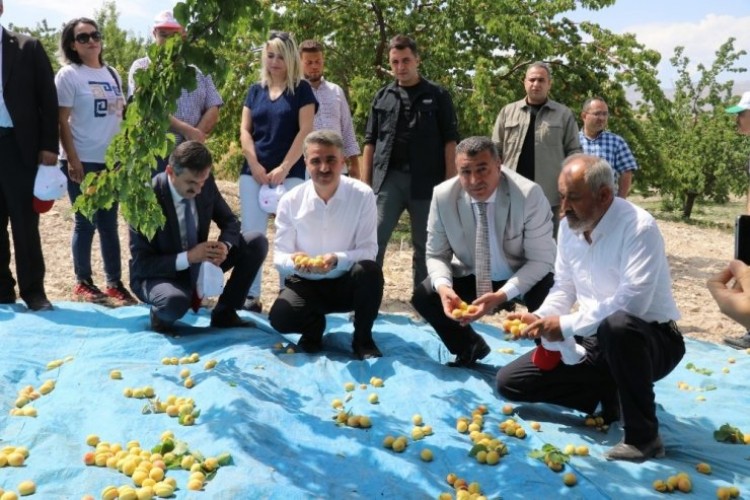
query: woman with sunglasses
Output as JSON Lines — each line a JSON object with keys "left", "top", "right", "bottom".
{"left": 54, "top": 18, "right": 136, "bottom": 306}
{"left": 239, "top": 31, "right": 318, "bottom": 313}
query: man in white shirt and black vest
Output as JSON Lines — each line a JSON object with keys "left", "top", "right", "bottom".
{"left": 269, "top": 130, "right": 384, "bottom": 360}
{"left": 496, "top": 153, "right": 685, "bottom": 462}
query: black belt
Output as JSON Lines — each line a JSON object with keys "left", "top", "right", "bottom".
{"left": 0, "top": 127, "right": 13, "bottom": 139}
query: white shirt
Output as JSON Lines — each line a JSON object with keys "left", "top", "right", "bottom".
{"left": 310, "top": 78, "right": 360, "bottom": 158}
{"left": 55, "top": 64, "right": 124, "bottom": 162}
{"left": 167, "top": 176, "right": 196, "bottom": 272}
{"left": 274, "top": 175, "right": 377, "bottom": 280}
{"left": 535, "top": 197, "right": 680, "bottom": 338}
{"left": 0, "top": 25, "right": 15, "bottom": 127}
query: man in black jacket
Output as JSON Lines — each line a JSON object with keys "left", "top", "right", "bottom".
{"left": 129, "top": 141, "right": 267, "bottom": 333}
{"left": 0, "top": 0, "right": 59, "bottom": 311}
{"left": 362, "top": 34, "right": 459, "bottom": 290}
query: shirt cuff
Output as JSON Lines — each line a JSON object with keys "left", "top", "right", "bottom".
{"left": 558, "top": 313, "right": 578, "bottom": 339}
{"left": 176, "top": 251, "right": 189, "bottom": 271}
{"left": 499, "top": 283, "right": 520, "bottom": 302}
{"left": 432, "top": 277, "right": 452, "bottom": 291}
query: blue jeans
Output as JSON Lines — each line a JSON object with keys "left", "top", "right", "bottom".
{"left": 61, "top": 160, "right": 122, "bottom": 284}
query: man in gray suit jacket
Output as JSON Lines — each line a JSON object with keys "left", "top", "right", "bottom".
{"left": 412, "top": 136, "right": 556, "bottom": 367}
{"left": 0, "top": 0, "right": 59, "bottom": 311}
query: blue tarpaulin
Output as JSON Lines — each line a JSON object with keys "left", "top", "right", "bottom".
{"left": 1, "top": 302, "right": 749, "bottom": 499}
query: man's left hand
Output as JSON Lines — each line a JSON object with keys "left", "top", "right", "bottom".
{"left": 206, "top": 240, "right": 228, "bottom": 266}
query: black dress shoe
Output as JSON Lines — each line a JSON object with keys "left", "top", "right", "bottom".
{"left": 210, "top": 309, "right": 253, "bottom": 328}
{"left": 352, "top": 337, "right": 383, "bottom": 360}
{"left": 241, "top": 297, "right": 263, "bottom": 313}
{"left": 294, "top": 336, "right": 323, "bottom": 354}
{"left": 724, "top": 333, "right": 750, "bottom": 350}
{"left": 150, "top": 308, "right": 174, "bottom": 334}
{"left": 448, "top": 339, "right": 491, "bottom": 367}
{"left": 25, "top": 296, "right": 53, "bottom": 311}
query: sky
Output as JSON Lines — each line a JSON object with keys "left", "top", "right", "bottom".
{"left": 3, "top": 0, "right": 749, "bottom": 88}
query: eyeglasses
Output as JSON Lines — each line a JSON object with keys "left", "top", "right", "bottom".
{"left": 74, "top": 31, "right": 102, "bottom": 44}
{"left": 586, "top": 111, "right": 609, "bottom": 117}
{"left": 269, "top": 31, "right": 291, "bottom": 43}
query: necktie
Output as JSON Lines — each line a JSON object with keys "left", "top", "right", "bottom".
{"left": 182, "top": 199, "right": 199, "bottom": 287}
{"left": 475, "top": 201, "right": 492, "bottom": 298}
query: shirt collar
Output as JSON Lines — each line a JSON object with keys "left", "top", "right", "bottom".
{"left": 585, "top": 197, "right": 619, "bottom": 242}
{"left": 166, "top": 174, "right": 186, "bottom": 204}
{"left": 469, "top": 188, "right": 497, "bottom": 205}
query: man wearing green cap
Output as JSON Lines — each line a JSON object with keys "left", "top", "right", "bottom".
{"left": 714, "top": 92, "right": 750, "bottom": 350}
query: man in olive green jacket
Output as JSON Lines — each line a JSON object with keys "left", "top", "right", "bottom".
{"left": 492, "top": 62, "right": 581, "bottom": 236}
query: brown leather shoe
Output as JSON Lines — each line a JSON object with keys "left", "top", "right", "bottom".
{"left": 604, "top": 435, "right": 665, "bottom": 461}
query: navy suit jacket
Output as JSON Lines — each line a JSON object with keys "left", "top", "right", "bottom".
{"left": 129, "top": 172, "right": 240, "bottom": 292}
{"left": 2, "top": 28, "right": 58, "bottom": 168}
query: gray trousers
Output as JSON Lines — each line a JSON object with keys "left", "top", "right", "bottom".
{"left": 375, "top": 170, "right": 430, "bottom": 290}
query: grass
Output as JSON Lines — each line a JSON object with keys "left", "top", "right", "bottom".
{"left": 631, "top": 194, "right": 745, "bottom": 232}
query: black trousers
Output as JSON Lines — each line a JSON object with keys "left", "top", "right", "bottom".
{"left": 137, "top": 232, "right": 267, "bottom": 323}
{"left": 496, "top": 310, "right": 685, "bottom": 445}
{"left": 411, "top": 272, "right": 554, "bottom": 356}
{"left": 269, "top": 260, "right": 384, "bottom": 343}
{"left": 0, "top": 134, "right": 46, "bottom": 300}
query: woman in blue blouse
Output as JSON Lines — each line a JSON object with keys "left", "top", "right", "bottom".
{"left": 239, "top": 31, "right": 317, "bottom": 312}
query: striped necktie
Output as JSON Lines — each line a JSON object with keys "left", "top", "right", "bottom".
{"left": 475, "top": 201, "right": 492, "bottom": 298}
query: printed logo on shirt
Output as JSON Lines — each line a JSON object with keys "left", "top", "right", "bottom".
{"left": 89, "top": 80, "right": 122, "bottom": 117}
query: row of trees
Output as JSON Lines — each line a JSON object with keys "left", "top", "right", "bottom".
{"left": 11, "top": 0, "right": 750, "bottom": 234}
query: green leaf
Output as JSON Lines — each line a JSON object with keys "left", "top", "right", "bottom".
{"left": 468, "top": 444, "right": 488, "bottom": 457}
{"left": 217, "top": 452, "right": 233, "bottom": 466}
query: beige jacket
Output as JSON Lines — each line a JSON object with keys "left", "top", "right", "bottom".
{"left": 492, "top": 98, "right": 581, "bottom": 206}
{"left": 426, "top": 168, "right": 556, "bottom": 295}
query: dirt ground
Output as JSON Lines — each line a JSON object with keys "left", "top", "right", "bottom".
{"left": 30, "top": 180, "right": 747, "bottom": 344}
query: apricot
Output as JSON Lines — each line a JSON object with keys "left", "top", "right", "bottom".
{"left": 696, "top": 462, "right": 712, "bottom": 474}
{"left": 344, "top": 382, "right": 355, "bottom": 392}
{"left": 501, "top": 404, "right": 513, "bottom": 415}
{"left": 187, "top": 478, "right": 203, "bottom": 491}
{"left": 391, "top": 438, "right": 406, "bottom": 453}
{"left": 7, "top": 452, "right": 24, "bottom": 467}
{"left": 420, "top": 448, "right": 433, "bottom": 462}
{"left": 530, "top": 421, "right": 542, "bottom": 431}
{"left": 359, "top": 416, "right": 372, "bottom": 428}
{"left": 368, "top": 393, "right": 379, "bottom": 404}
{"left": 204, "top": 359, "right": 217, "bottom": 370}
{"left": 575, "top": 445, "right": 589, "bottom": 456}
{"left": 110, "top": 370, "right": 122, "bottom": 380}
{"left": 180, "top": 369, "right": 190, "bottom": 379}
{"left": 485, "top": 450, "right": 500, "bottom": 465}
{"left": 331, "top": 398, "right": 343, "bottom": 409}
{"left": 563, "top": 473, "right": 577, "bottom": 487}
{"left": 383, "top": 435, "right": 395, "bottom": 448}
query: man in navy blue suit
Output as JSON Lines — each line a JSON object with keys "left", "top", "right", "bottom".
{"left": 0, "top": 0, "right": 59, "bottom": 311}
{"left": 129, "top": 141, "right": 268, "bottom": 333}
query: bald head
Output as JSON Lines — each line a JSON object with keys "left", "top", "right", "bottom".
{"left": 558, "top": 154, "right": 615, "bottom": 235}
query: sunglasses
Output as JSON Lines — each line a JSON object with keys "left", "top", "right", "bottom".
{"left": 74, "top": 31, "right": 102, "bottom": 44}
{"left": 269, "top": 31, "right": 291, "bottom": 43}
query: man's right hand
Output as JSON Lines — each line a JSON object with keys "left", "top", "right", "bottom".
{"left": 708, "top": 259, "right": 750, "bottom": 329}
{"left": 437, "top": 285, "right": 461, "bottom": 319}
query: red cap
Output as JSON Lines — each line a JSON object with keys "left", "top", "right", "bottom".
{"left": 531, "top": 345, "right": 562, "bottom": 371}
{"left": 33, "top": 197, "right": 54, "bottom": 214}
